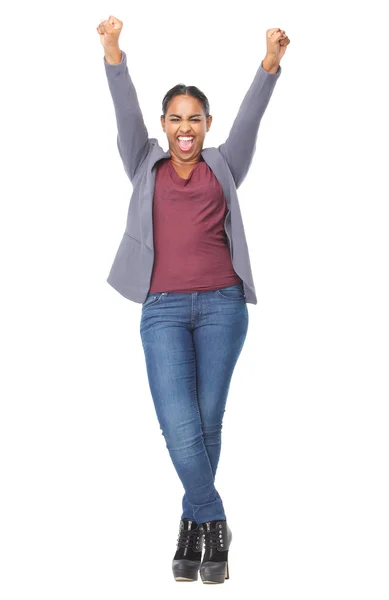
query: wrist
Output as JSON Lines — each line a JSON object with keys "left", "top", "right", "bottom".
{"left": 262, "top": 54, "right": 280, "bottom": 73}
{"left": 104, "top": 45, "right": 122, "bottom": 64}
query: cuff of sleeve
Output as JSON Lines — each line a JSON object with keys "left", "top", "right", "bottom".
{"left": 103, "top": 49, "right": 126, "bottom": 66}
{"left": 260, "top": 61, "right": 282, "bottom": 76}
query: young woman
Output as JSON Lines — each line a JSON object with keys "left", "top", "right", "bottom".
{"left": 97, "top": 15, "right": 289, "bottom": 584}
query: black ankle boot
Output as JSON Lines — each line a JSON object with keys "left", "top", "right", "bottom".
{"left": 172, "top": 519, "right": 204, "bottom": 582}
{"left": 199, "top": 519, "right": 232, "bottom": 584}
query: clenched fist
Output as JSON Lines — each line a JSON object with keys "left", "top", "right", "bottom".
{"left": 266, "top": 28, "right": 290, "bottom": 61}
{"left": 96, "top": 16, "right": 123, "bottom": 49}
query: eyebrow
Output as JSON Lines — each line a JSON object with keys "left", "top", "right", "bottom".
{"left": 168, "top": 113, "right": 203, "bottom": 118}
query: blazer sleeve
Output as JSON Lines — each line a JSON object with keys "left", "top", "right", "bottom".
{"left": 104, "top": 50, "right": 151, "bottom": 182}
{"left": 218, "top": 61, "right": 282, "bottom": 189}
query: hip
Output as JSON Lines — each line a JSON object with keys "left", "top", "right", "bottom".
{"left": 140, "top": 282, "right": 248, "bottom": 329}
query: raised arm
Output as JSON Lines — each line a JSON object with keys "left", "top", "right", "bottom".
{"left": 98, "top": 17, "right": 151, "bottom": 182}
{"left": 218, "top": 28, "right": 289, "bottom": 189}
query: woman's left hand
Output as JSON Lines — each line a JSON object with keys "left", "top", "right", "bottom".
{"left": 266, "top": 28, "right": 290, "bottom": 62}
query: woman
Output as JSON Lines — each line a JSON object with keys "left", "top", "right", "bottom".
{"left": 97, "top": 16, "right": 289, "bottom": 584}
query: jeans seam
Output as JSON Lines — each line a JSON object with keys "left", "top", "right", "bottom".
{"left": 193, "top": 356, "right": 215, "bottom": 480}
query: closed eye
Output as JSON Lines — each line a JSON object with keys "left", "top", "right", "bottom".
{"left": 170, "top": 118, "right": 200, "bottom": 122}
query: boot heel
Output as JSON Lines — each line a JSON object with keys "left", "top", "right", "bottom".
{"left": 225, "top": 560, "right": 229, "bottom": 580}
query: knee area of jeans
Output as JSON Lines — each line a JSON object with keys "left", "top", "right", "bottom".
{"left": 202, "top": 431, "right": 222, "bottom": 445}
{"left": 162, "top": 430, "right": 205, "bottom": 451}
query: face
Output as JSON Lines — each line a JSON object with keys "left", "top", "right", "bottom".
{"left": 161, "top": 94, "right": 212, "bottom": 161}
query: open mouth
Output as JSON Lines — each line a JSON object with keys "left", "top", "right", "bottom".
{"left": 177, "top": 137, "right": 195, "bottom": 152}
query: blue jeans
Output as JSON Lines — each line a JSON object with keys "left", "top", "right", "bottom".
{"left": 139, "top": 282, "right": 249, "bottom": 524}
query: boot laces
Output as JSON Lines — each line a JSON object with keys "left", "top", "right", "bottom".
{"left": 177, "top": 526, "right": 202, "bottom": 550}
{"left": 203, "top": 525, "right": 223, "bottom": 550}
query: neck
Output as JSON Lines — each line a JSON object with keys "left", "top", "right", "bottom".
{"left": 169, "top": 150, "right": 202, "bottom": 169}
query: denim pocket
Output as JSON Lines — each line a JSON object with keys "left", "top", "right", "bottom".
{"left": 216, "top": 283, "right": 245, "bottom": 300}
{"left": 142, "top": 292, "right": 163, "bottom": 308}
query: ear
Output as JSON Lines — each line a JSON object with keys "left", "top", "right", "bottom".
{"left": 160, "top": 115, "right": 165, "bottom": 133}
{"left": 206, "top": 115, "right": 213, "bottom": 132}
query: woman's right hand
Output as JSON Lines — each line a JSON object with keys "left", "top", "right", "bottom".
{"left": 96, "top": 16, "right": 123, "bottom": 49}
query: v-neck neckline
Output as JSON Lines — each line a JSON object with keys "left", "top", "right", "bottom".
{"left": 168, "top": 157, "right": 203, "bottom": 183}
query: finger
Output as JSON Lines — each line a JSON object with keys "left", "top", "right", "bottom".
{"left": 267, "top": 28, "right": 281, "bottom": 38}
{"left": 269, "top": 31, "right": 284, "bottom": 43}
{"left": 100, "top": 19, "right": 113, "bottom": 32}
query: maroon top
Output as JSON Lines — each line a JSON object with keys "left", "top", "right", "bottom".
{"left": 149, "top": 156, "right": 242, "bottom": 294}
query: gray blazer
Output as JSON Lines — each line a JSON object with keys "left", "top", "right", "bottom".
{"left": 104, "top": 50, "right": 282, "bottom": 305}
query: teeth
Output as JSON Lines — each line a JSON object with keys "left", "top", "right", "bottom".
{"left": 178, "top": 137, "right": 194, "bottom": 141}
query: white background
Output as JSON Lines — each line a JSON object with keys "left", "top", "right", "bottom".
{"left": 1, "top": 1, "right": 388, "bottom": 598}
